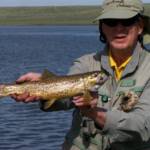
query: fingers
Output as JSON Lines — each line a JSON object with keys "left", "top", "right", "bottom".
{"left": 11, "top": 92, "right": 29, "bottom": 102}
{"left": 11, "top": 93, "right": 40, "bottom": 103}
{"left": 90, "top": 99, "right": 98, "bottom": 108}
{"left": 0, "top": 85, "right": 5, "bottom": 89}
{"left": 11, "top": 72, "right": 41, "bottom": 103}
{"left": 72, "top": 96, "right": 98, "bottom": 108}
{"left": 24, "top": 95, "right": 41, "bottom": 103}
{"left": 72, "top": 96, "right": 87, "bottom": 107}
{"left": 16, "top": 72, "right": 41, "bottom": 83}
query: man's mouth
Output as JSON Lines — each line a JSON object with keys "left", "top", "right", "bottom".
{"left": 114, "top": 35, "right": 127, "bottom": 41}
{"left": 115, "top": 34, "right": 126, "bottom": 39}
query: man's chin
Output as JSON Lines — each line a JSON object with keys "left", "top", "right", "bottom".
{"left": 110, "top": 43, "right": 128, "bottom": 51}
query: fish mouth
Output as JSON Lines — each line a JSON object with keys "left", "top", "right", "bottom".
{"left": 97, "top": 73, "right": 108, "bottom": 84}
{"left": 90, "top": 73, "right": 108, "bottom": 93}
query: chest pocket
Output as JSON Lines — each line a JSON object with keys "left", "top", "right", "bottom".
{"left": 98, "top": 77, "right": 145, "bottom": 112}
{"left": 130, "top": 86, "right": 144, "bottom": 97}
{"left": 114, "top": 86, "right": 144, "bottom": 112}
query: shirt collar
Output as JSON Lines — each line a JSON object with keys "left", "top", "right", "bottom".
{"left": 101, "top": 42, "right": 143, "bottom": 78}
{"left": 109, "top": 50, "right": 132, "bottom": 70}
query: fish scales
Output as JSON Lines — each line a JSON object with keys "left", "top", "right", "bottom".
{"left": 0, "top": 71, "right": 107, "bottom": 107}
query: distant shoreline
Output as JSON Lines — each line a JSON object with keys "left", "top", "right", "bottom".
{"left": 0, "top": 6, "right": 100, "bottom": 25}
{"left": 0, "top": 4, "right": 148, "bottom": 26}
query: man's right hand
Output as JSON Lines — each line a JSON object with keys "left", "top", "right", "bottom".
{"left": 11, "top": 72, "right": 42, "bottom": 103}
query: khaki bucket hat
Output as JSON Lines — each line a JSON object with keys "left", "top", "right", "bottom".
{"left": 95, "top": 0, "right": 150, "bottom": 35}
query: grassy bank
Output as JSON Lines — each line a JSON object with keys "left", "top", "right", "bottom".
{"left": 0, "top": 6, "right": 101, "bottom": 25}
{"left": 0, "top": 4, "right": 149, "bottom": 25}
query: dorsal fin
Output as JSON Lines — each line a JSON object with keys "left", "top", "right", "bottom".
{"left": 41, "top": 69, "right": 57, "bottom": 80}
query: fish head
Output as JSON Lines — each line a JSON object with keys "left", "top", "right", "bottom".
{"left": 97, "top": 71, "right": 108, "bottom": 84}
{"left": 87, "top": 71, "right": 107, "bottom": 84}
{"left": 86, "top": 71, "right": 108, "bottom": 92}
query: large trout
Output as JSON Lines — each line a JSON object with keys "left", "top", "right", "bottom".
{"left": 0, "top": 71, "right": 107, "bottom": 108}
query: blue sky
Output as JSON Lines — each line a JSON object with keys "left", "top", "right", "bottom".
{"left": 0, "top": 0, "right": 149, "bottom": 7}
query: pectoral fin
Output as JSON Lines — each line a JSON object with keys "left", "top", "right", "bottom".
{"left": 43, "top": 99, "right": 56, "bottom": 110}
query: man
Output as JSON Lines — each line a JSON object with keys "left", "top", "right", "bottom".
{"left": 12, "top": 0, "right": 150, "bottom": 149}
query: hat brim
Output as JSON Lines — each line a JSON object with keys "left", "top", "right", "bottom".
{"left": 94, "top": 9, "right": 150, "bottom": 35}
{"left": 95, "top": 9, "right": 138, "bottom": 20}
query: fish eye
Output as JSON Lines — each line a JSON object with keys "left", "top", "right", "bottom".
{"left": 92, "top": 73, "right": 98, "bottom": 77}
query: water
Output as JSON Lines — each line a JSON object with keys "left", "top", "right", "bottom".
{"left": 0, "top": 26, "right": 102, "bottom": 150}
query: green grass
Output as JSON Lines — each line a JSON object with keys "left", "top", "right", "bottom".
{"left": 144, "top": 3, "right": 150, "bottom": 15}
{"left": 0, "top": 6, "right": 101, "bottom": 25}
{"left": 0, "top": 4, "right": 149, "bottom": 25}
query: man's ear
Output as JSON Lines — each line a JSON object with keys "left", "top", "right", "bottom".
{"left": 138, "top": 18, "right": 144, "bottom": 35}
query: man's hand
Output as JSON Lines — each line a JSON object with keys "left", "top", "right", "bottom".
{"left": 72, "top": 93, "right": 106, "bottom": 128}
{"left": 11, "top": 72, "right": 41, "bottom": 103}
{"left": 72, "top": 95, "right": 98, "bottom": 108}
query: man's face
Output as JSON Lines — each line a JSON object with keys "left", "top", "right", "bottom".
{"left": 101, "top": 16, "right": 144, "bottom": 51}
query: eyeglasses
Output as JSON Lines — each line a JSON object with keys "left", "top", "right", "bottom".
{"left": 102, "top": 16, "right": 140, "bottom": 27}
